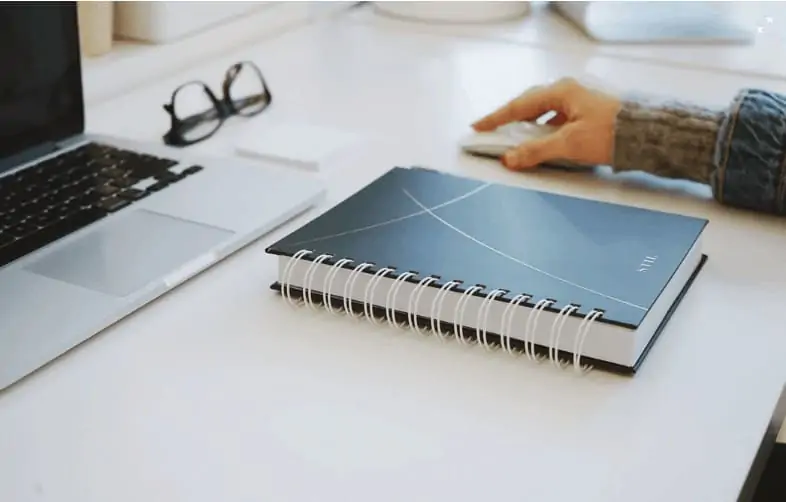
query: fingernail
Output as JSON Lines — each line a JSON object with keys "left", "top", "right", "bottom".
{"left": 503, "top": 150, "right": 518, "bottom": 169}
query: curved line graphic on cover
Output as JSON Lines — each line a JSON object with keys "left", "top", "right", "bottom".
{"left": 288, "top": 182, "right": 492, "bottom": 246}
{"left": 401, "top": 189, "right": 646, "bottom": 311}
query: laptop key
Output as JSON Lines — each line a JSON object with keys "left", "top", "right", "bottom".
{"left": 118, "top": 189, "right": 145, "bottom": 201}
{"left": 98, "top": 167, "right": 124, "bottom": 178}
{"left": 31, "top": 212, "right": 58, "bottom": 227}
{"left": 183, "top": 165, "right": 203, "bottom": 175}
{"left": 7, "top": 221, "right": 38, "bottom": 238}
{"left": 96, "top": 184, "right": 120, "bottom": 197}
{"left": 110, "top": 177, "right": 135, "bottom": 189}
{"left": 154, "top": 171, "right": 178, "bottom": 183}
{"left": 147, "top": 181, "right": 170, "bottom": 192}
{"left": 98, "top": 197, "right": 130, "bottom": 213}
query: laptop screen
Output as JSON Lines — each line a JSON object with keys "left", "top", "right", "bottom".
{"left": 0, "top": 2, "right": 84, "bottom": 170}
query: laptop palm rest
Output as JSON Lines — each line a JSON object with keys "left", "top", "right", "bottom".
{"left": 24, "top": 209, "right": 233, "bottom": 297}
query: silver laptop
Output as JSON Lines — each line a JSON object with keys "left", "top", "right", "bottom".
{"left": 0, "top": 4, "right": 325, "bottom": 390}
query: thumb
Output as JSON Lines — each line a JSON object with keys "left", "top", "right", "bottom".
{"left": 502, "top": 129, "right": 569, "bottom": 170}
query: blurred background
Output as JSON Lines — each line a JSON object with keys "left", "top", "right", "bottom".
{"left": 77, "top": 1, "right": 786, "bottom": 104}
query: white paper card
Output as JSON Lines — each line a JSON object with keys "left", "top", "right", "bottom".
{"left": 234, "top": 121, "right": 360, "bottom": 171}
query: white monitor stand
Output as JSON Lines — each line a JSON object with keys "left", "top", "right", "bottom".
{"left": 552, "top": 1, "right": 756, "bottom": 44}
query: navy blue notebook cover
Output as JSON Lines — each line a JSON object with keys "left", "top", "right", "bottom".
{"left": 266, "top": 167, "right": 707, "bottom": 372}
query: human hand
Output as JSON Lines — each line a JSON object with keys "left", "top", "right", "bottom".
{"left": 471, "top": 77, "right": 622, "bottom": 170}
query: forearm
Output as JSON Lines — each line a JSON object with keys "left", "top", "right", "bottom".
{"left": 611, "top": 90, "right": 786, "bottom": 215}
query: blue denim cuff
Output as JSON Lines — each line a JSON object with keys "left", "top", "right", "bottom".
{"left": 712, "top": 89, "right": 786, "bottom": 215}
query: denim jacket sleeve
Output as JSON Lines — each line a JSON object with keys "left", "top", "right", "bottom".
{"left": 712, "top": 89, "right": 786, "bottom": 215}
{"left": 612, "top": 89, "right": 786, "bottom": 216}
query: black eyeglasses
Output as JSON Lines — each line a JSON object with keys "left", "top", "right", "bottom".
{"left": 162, "top": 61, "right": 272, "bottom": 147}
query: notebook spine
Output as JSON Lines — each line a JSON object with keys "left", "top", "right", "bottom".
{"left": 279, "top": 249, "right": 605, "bottom": 374}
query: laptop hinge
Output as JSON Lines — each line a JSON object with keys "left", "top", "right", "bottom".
{"left": 0, "top": 134, "right": 89, "bottom": 178}
{"left": 55, "top": 133, "right": 89, "bottom": 151}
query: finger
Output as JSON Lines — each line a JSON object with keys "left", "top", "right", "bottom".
{"left": 502, "top": 127, "right": 572, "bottom": 170}
{"left": 472, "top": 85, "right": 566, "bottom": 131}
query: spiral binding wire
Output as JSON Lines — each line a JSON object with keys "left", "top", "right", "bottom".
{"left": 343, "top": 262, "right": 373, "bottom": 318}
{"left": 549, "top": 304, "right": 578, "bottom": 369}
{"left": 573, "top": 309, "right": 603, "bottom": 373}
{"left": 386, "top": 271, "right": 416, "bottom": 328}
{"left": 430, "top": 280, "right": 460, "bottom": 341}
{"left": 364, "top": 267, "right": 396, "bottom": 324}
{"left": 477, "top": 289, "right": 507, "bottom": 350}
{"left": 501, "top": 293, "right": 530, "bottom": 355}
{"left": 410, "top": 277, "right": 439, "bottom": 335}
{"left": 280, "top": 250, "right": 605, "bottom": 373}
{"left": 454, "top": 285, "right": 483, "bottom": 345}
{"left": 282, "top": 249, "right": 312, "bottom": 307}
{"left": 303, "top": 253, "right": 333, "bottom": 311}
{"left": 323, "top": 258, "right": 354, "bottom": 315}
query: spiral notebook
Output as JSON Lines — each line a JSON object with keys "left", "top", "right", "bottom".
{"left": 265, "top": 166, "right": 708, "bottom": 375}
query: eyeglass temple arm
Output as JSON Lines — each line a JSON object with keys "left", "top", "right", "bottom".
{"left": 234, "top": 95, "right": 267, "bottom": 109}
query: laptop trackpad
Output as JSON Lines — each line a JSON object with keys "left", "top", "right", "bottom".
{"left": 25, "top": 209, "right": 234, "bottom": 297}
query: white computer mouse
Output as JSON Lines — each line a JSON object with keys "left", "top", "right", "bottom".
{"left": 460, "top": 122, "right": 591, "bottom": 170}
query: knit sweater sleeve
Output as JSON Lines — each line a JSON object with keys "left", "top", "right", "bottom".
{"left": 611, "top": 97, "right": 723, "bottom": 185}
{"left": 611, "top": 90, "right": 786, "bottom": 216}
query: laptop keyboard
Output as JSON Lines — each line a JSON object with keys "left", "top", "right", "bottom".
{"left": 0, "top": 142, "right": 204, "bottom": 269}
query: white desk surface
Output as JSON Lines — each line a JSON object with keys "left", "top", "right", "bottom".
{"left": 3, "top": 12, "right": 786, "bottom": 502}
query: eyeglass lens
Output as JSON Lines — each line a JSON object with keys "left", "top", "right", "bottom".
{"left": 226, "top": 63, "right": 270, "bottom": 117}
{"left": 172, "top": 82, "right": 222, "bottom": 144}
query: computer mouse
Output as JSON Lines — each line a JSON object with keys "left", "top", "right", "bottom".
{"left": 460, "top": 122, "right": 592, "bottom": 170}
